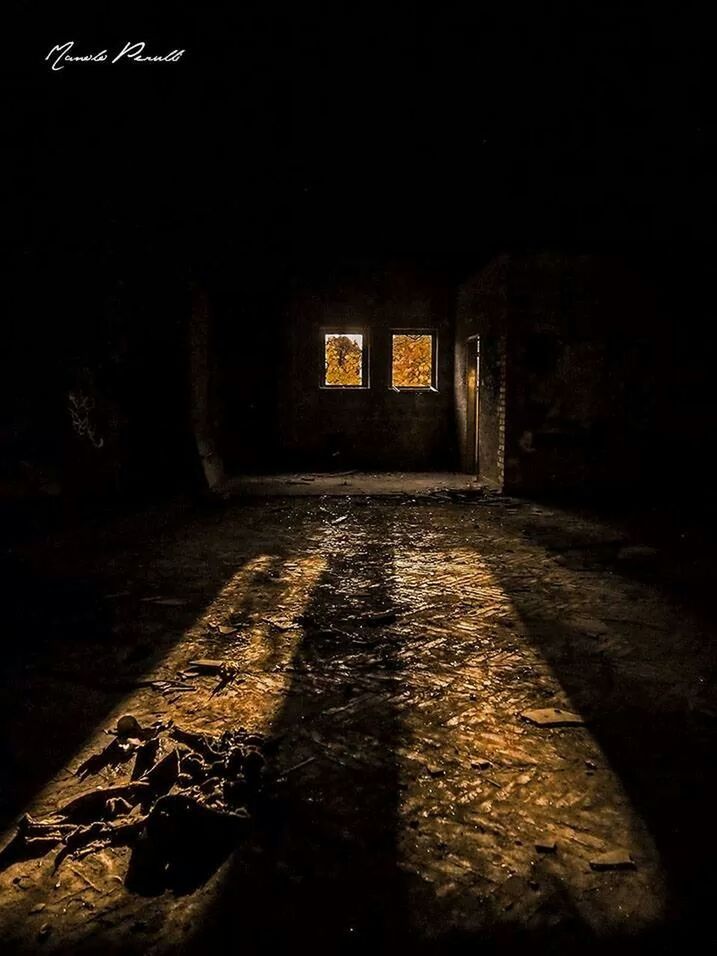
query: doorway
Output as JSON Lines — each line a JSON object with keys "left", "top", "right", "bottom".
{"left": 465, "top": 335, "right": 480, "bottom": 474}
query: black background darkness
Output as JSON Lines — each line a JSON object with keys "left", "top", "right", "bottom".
{"left": 2, "top": 1, "right": 715, "bottom": 491}
{"left": 6, "top": 2, "right": 713, "bottom": 256}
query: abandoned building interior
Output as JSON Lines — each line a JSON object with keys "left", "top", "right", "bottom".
{"left": 2, "top": 3, "right": 716, "bottom": 955}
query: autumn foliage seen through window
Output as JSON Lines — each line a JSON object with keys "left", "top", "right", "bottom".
{"left": 392, "top": 333, "right": 434, "bottom": 388}
{"left": 324, "top": 333, "right": 363, "bottom": 386}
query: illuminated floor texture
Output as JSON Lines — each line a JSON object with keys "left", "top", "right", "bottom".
{"left": 0, "top": 498, "right": 715, "bottom": 954}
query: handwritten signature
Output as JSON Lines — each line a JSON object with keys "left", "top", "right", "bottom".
{"left": 46, "top": 41, "right": 185, "bottom": 72}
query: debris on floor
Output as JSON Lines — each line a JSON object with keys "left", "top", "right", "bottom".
{"left": 521, "top": 707, "right": 585, "bottom": 727}
{"left": 0, "top": 716, "right": 268, "bottom": 888}
{"left": 1, "top": 495, "right": 712, "bottom": 953}
{"left": 182, "top": 659, "right": 242, "bottom": 693}
{"left": 589, "top": 850, "right": 637, "bottom": 871}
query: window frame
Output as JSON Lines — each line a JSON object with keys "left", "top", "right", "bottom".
{"left": 389, "top": 328, "right": 438, "bottom": 392}
{"left": 320, "top": 327, "right": 370, "bottom": 389}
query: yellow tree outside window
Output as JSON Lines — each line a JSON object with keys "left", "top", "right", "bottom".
{"left": 392, "top": 334, "right": 433, "bottom": 388}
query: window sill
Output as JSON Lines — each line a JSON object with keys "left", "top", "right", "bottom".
{"left": 390, "top": 386, "right": 439, "bottom": 393}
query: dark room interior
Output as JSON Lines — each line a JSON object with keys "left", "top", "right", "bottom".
{"left": 2, "top": 3, "right": 716, "bottom": 954}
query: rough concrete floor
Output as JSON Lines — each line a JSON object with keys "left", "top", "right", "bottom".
{"left": 221, "top": 471, "right": 485, "bottom": 496}
{"left": 0, "top": 496, "right": 715, "bottom": 954}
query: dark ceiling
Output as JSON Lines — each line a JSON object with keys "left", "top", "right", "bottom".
{"left": 5, "top": 1, "right": 713, "bottom": 271}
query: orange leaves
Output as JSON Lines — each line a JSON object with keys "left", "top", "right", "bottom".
{"left": 322, "top": 331, "right": 434, "bottom": 388}
{"left": 392, "top": 334, "right": 433, "bottom": 388}
{"left": 324, "top": 334, "right": 363, "bottom": 386}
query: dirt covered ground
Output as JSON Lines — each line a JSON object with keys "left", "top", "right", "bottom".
{"left": 1, "top": 494, "right": 715, "bottom": 954}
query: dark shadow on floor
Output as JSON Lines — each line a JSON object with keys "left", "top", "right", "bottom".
{"left": 180, "top": 505, "right": 604, "bottom": 956}
{"left": 182, "top": 509, "right": 409, "bottom": 954}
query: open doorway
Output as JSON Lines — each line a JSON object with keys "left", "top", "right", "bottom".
{"left": 465, "top": 335, "right": 480, "bottom": 475}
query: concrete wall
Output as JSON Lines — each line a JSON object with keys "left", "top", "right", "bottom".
{"left": 279, "top": 263, "right": 456, "bottom": 471}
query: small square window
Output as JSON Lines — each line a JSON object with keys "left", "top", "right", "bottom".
{"left": 323, "top": 332, "right": 366, "bottom": 387}
{"left": 391, "top": 332, "right": 436, "bottom": 389}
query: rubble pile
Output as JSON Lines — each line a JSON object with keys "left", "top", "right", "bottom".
{"left": 1, "top": 716, "right": 267, "bottom": 887}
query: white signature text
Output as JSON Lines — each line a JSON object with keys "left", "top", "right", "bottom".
{"left": 46, "top": 41, "right": 185, "bottom": 72}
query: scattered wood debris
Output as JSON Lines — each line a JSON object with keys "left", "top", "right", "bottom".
{"left": 185, "top": 659, "right": 228, "bottom": 675}
{"left": 0, "top": 716, "right": 268, "bottom": 887}
{"left": 181, "top": 659, "right": 242, "bottom": 693}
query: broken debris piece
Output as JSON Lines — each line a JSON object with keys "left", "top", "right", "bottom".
{"left": 186, "top": 659, "right": 225, "bottom": 674}
{"left": 104, "top": 797, "right": 133, "bottom": 820}
{"left": 57, "top": 782, "right": 152, "bottom": 823}
{"left": 521, "top": 707, "right": 585, "bottom": 727}
{"left": 1, "top": 723, "right": 268, "bottom": 883}
{"left": 117, "top": 714, "right": 143, "bottom": 738}
{"left": 589, "top": 850, "right": 636, "bottom": 871}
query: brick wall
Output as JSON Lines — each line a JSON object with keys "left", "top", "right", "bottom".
{"left": 455, "top": 257, "right": 508, "bottom": 487}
